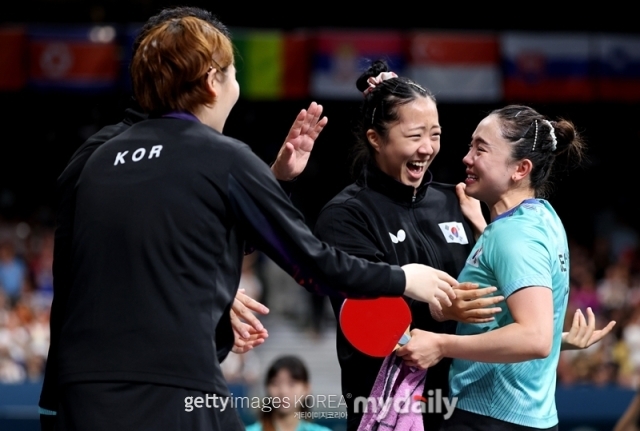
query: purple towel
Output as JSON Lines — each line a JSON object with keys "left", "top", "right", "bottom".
{"left": 358, "top": 354, "right": 426, "bottom": 431}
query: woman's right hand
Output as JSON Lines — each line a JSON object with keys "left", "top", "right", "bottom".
{"left": 401, "top": 263, "right": 456, "bottom": 310}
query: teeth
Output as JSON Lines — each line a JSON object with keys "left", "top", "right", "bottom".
{"left": 409, "top": 161, "right": 427, "bottom": 167}
{"left": 467, "top": 175, "right": 478, "bottom": 179}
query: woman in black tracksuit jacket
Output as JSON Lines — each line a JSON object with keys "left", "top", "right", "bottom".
{"left": 51, "top": 18, "right": 461, "bottom": 431}
{"left": 313, "top": 60, "right": 493, "bottom": 431}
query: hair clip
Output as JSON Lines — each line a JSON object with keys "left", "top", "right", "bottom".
{"left": 542, "top": 120, "right": 557, "bottom": 151}
{"left": 363, "top": 71, "right": 398, "bottom": 96}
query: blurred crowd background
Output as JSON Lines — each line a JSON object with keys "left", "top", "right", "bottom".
{"left": 1, "top": 1, "right": 640, "bottom": 429}
{"left": 3, "top": 215, "right": 640, "bottom": 388}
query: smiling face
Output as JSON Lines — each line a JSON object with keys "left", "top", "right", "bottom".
{"left": 462, "top": 114, "right": 519, "bottom": 206}
{"left": 368, "top": 96, "right": 440, "bottom": 188}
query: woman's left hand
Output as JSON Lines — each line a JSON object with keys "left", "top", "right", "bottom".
{"left": 231, "top": 289, "right": 269, "bottom": 338}
{"left": 230, "top": 289, "right": 269, "bottom": 353}
{"left": 561, "top": 307, "right": 616, "bottom": 350}
{"left": 231, "top": 317, "right": 269, "bottom": 354}
{"left": 395, "top": 329, "right": 444, "bottom": 370}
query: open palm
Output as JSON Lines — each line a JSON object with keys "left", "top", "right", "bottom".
{"left": 271, "top": 102, "right": 328, "bottom": 181}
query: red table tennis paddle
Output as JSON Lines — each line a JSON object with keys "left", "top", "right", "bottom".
{"left": 339, "top": 297, "right": 412, "bottom": 357}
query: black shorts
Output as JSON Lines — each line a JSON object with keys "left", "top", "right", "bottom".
{"left": 440, "top": 408, "right": 558, "bottom": 431}
{"left": 55, "top": 381, "right": 244, "bottom": 431}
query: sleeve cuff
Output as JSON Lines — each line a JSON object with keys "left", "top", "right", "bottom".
{"left": 387, "top": 265, "right": 406, "bottom": 296}
{"left": 39, "top": 407, "right": 57, "bottom": 416}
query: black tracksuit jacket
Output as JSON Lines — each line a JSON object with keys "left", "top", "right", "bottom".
{"left": 314, "top": 163, "right": 476, "bottom": 431}
{"left": 39, "top": 107, "right": 295, "bottom": 412}
{"left": 46, "top": 117, "right": 407, "bottom": 401}
{"left": 39, "top": 108, "right": 144, "bottom": 414}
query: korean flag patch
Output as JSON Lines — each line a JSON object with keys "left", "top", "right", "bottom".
{"left": 438, "top": 222, "right": 469, "bottom": 245}
{"left": 467, "top": 246, "right": 483, "bottom": 267}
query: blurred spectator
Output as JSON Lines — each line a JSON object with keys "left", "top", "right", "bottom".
{"left": 568, "top": 242, "right": 599, "bottom": 312}
{"left": 27, "top": 304, "right": 50, "bottom": 360}
{"left": 0, "top": 309, "right": 29, "bottom": 367}
{"left": 0, "top": 222, "right": 53, "bottom": 384}
{"left": 0, "top": 239, "right": 27, "bottom": 305}
{"left": 24, "top": 353, "right": 46, "bottom": 382}
{"left": 0, "top": 346, "right": 25, "bottom": 384}
{"left": 624, "top": 307, "right": 640, "bottom": 387}
{"left": 221, "top": 350, "right": 261, "bottom": 387}
{"left": 569, "top": 270, "right": 601, "bottom": 316}
{"left": 0, "top": 290, "right": 9, "bottom": 325}
{"left": 27, "top": 228, "right": 54, "bottom": 299}
{"left": 557, "top": 350, "right": 580, "bottom": 385}
{"left": 246, "top": 355, "right": 331, "bottom": 431}
{"left": 593, "top": 361, "right": 620, "bottom": 387}
{"left": 598, "top": 261, "right": 631, "bottom": 312}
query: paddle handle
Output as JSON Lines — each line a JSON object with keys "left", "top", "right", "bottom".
{"left": 394, "top": 326, "right": 411, "bottom": 351}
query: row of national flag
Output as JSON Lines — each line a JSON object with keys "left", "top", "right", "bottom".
{"left": 2, "top": 25, "right": 640, "bottom": 102}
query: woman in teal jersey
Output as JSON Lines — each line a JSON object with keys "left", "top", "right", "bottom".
{"left": 397, "top": 105, "right": 615, "bottom": 431}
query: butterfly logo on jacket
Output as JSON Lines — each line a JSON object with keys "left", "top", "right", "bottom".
{"left": 389, "top": 229, "right": 406, "bottom": 244}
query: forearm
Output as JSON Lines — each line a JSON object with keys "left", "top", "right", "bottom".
{"left": 439, "top": 322, "right": 551, "bottom": 363}
{"left": 230, "top": 157, "right": 405, "bottom": 299}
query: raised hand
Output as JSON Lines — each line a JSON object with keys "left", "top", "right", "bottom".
{"left": 271, "top": 102, "right": 328, "bottom": 181}
{"left": 561, "top": 307, "right": 616, "bottom": 350}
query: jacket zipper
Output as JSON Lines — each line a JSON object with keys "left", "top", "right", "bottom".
{"left": 410, "top": 197, "right": 442, "bottom": 270}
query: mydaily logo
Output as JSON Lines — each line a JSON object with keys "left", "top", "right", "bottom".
{"left": 353, "top": 389, "right": 457, "bottom": 420}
